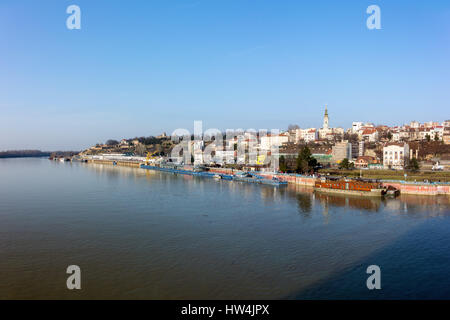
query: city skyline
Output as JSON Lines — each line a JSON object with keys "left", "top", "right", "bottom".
{"left": 1, "top": 0, "right": 450, "bottom": 150}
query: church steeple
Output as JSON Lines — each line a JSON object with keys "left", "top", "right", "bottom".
{"left": 323, "top": 105, "right": 329, "bottom": 130}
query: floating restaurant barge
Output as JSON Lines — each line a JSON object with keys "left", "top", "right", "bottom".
{"left": 140, "top": 164, "right": 288, "bottom": 187}
{"left": 314, "top": 177, "right": 388, "bottom": 197}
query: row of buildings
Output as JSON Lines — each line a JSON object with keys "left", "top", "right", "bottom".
{"left": 288, "top": 108, "right": 450, "bottom": 145}
{"left": 254, "top": 107, "right": 448, "bottom": 170}
{"left": 83, "top": 107, "right": 447, "bottom": 171}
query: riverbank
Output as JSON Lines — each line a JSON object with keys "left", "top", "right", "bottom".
{"left": 0, "top": 151, "right": 50, "bottom": 158}
{"left": 87, "top": 159, "right": 140, "bottom": 168}
{"left": 319, "top": 169, "right": 450, "bottom": 183}
{"left": 84, "top": 159, "right": 450, "bottom": 196}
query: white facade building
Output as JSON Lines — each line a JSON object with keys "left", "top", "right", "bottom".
{"left": 295, "top": 128, "right": 318, "bottom": 143}
{"left": 260, "top": 134, "right": 289, "bottom": 151}
{"left": 410, "top": 121, "right": 420, "bottom": 128}
{"left": 383, "top": 143, "right": 409, "bottom": 170}
{"left": 352, "top": 122, "right": 363, "bottom": 134}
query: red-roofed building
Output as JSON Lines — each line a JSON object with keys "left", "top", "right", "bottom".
{"left": 355, "top": 156, "right": 379, "bottom": 169}
{"left": 361, "top": 128, "right": 379, "bottom": 142}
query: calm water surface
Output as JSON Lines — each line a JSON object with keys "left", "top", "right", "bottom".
{"left": 0, "top": 158, "right": 449, "bottom": 299}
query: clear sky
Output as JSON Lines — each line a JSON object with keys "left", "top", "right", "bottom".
{"left": 1, "top": 0, "right": 449, "bottom": 150}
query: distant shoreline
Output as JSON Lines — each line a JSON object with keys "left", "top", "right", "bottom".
{"left": 0, "top": 150, "right": 80, "bottom": 159}
{"left": 0, "top": 153, "right": 50, "bottom": 159}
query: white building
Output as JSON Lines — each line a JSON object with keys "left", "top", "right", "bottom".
{"left": 410, "top": 121, "right": 420, "bottom": 128}
{"left": 418, "top": 128, "right": 440, "bottom": 141}
{"left": 260, "top": 133, "right": 289, "bottom": 151}
{"left": 334, "top": 127, "right": 345, "bottom": 136}
{"left": 426, "top": 121, "right": 440, "bottom": 128}
{"left": 358, "top": 141, "right": 365, "bottom": 157}
{"left": 352, "top": 122, "right": 363, "bottom": 134}
{"left": 214, "top": 150, "right": 236, "bottom": 164}
{"left": 383, "top": 142, "right": 409, "bottom": 170}
{"left": 303, "top": 129, "right": 318, "bottom": 142}
{"left": 432, "top": 126, "right": 444, "bottom": 140}
{"left": 194, "top": 152, "right": 203, "bottom": 165}
{"left": 295, "top": 128, "right": 318, "bottom": 143}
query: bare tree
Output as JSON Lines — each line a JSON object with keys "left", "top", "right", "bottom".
{"left": 135, "top": 143, "right": 146, "bottom": 156}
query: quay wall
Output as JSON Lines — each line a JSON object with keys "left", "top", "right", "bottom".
{"left": 206, "top": 168, "right": 449, "bottom": 194}
{"left": 259, "top": 173, "right": 316, "bottom": 186}
{"left": 271, "top": 173, "right": 450, "bottom": 195}
{"left": 382, "top": 182, "right": 450, "bottom": 196}
{"left": 207, "top": 168, "right": 316, "bottom": 186}
{"left": 87, "top": 159, "right": 141, "bottom": 168}
{"left": 83, "top": 162, "right": 449, "bottom": 195}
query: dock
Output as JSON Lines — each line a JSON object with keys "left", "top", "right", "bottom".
{"left": 79, "top": 157, "right": 450, "bottom": 195}
{"left": 140, "top": 164, "right": 287, "bottom": 187}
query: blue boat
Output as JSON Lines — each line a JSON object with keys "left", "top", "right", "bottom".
{"left": 233, "top": 172, "right": 287, "bottom": 187}
{"left": 140, "top": 165, "right": 287, "bottom": 186}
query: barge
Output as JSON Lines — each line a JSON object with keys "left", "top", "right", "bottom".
{"left": 233, "top": 172, "right": 288, "bottom": 186}
{"left": 314, "top": 177, "right": 389, "bottom": 197}
{"left": 140, "top": 165, "right": 286, "bottom": 186}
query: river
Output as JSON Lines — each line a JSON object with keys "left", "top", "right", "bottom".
{"left": 0, "top": 158, "right": 449, "bottom": 299}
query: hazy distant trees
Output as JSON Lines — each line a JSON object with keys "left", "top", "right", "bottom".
{"left": 288, "top": 124, "right": 299, "bottom": 131}
{"left": 105, "top": 139, "right": 119, "bottom": 146}
{"left": 0, "top": 150, "right": 51, "bottom": 158}
{"left": 0, "top": 150, "right": 81, "bottom": 158}
{"left": 134, "top": 143, "right": 147, "bottom": 156}
{"left": 343, "top": 133, "right": 359, "bottom": 143}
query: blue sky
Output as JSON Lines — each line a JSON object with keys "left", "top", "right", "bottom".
{"left": 1, "top": 0, "right": 449, "bottom": 150}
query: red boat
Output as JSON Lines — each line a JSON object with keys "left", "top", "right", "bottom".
{"left": 314, "top": 177, "right": 387, "bottom": 197}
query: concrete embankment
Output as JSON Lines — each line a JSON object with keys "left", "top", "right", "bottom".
{"left": 382, "top": 182, "right": 450, "bottom": 196}
{"left": 83, "top": 161, "right": 450, "bottom": 196}
{"left": 271, "top": 173, "right": 450, "bottom": 196}
{"left": 207, "top": 168, "right": 449, "bottom": 195}
{"left": 207, "top": 168, "right": 316, "bottom": 186}
{"left": 87, "top": 159, "right": 141, "bottom": 168}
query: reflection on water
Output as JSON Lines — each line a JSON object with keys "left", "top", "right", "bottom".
{"left": 296, "top": 193, "right": 313, "bottom": 215}
{"left": 0, "top": 158, "right": 450, "bottom": 299}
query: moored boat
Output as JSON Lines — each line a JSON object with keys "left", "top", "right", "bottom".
{"left": 314, "top": 177, "right": 387, "bottom": 197}
{"left": 233, "top": 172, "right": 288, "bottom": 186}
{"left": 385, "top": 185, "right": 400, "bottom": 197}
